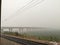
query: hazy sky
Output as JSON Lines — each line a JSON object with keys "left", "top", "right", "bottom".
{"left": 1, "top": 0, "right": 60, "bottom": 29}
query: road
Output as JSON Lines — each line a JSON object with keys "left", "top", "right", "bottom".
{"left": 1, "top": 35, "right": 48, "bottom": 45}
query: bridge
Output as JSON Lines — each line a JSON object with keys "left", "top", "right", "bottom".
{"left": 1, "top": 27, "right": 45, "bottom": 34}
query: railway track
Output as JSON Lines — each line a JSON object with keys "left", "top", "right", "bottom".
{"left": 1, "top": 35, "right": 48, "bottom": 45}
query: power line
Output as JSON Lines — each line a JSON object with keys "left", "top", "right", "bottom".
{"left": 2, "top": 0, "right": 44, "bottom": 22}
{"left": 2, "top": 0, "right": 34, "bottom": 22}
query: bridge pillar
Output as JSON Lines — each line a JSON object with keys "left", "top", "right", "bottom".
{"left": 9, "top": 28, "right": 12, "bottom": 32}
{"left": 19, "top": 28, "right": 23, "bottom": 34}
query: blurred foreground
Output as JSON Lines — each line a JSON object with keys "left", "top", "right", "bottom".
{"left": 0, "top": 37, "right": 21, "bottom": 45}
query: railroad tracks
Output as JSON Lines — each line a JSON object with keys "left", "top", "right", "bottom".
{"left": 1, "top": 35, "right": 48, "bottom": 45}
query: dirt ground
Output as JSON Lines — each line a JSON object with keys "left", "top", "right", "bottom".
{"left": 0, "top": 37, "right": 22, "bottom": 45}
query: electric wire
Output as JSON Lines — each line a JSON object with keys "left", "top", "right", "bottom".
{"left": 2, "top": 0, "right": 44, "bottom": 22}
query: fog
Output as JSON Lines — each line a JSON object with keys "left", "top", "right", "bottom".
{"left": 1, "top": 0, "right": 60, "bottom": 30}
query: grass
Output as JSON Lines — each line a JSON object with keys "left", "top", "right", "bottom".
{"left": 3, "top": 31, "right": 60, "bottom": 42}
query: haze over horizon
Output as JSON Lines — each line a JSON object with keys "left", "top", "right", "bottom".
{"left": 1, "top": 0, "right": 60, "bottom": 30}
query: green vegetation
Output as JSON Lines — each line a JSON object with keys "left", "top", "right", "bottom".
{"left": 37, "top": 36, "right": 60, "bottom": 42}
{"left": 3, "top": 31, "right": 60, "bottom": 42}
{"left": 3, "top": 31, "right": 19, "bottom": 36}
